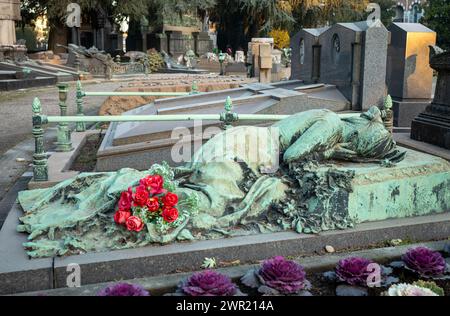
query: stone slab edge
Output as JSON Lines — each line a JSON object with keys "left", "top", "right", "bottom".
{"left": 2, "top": 197, "right": 449, "bottom": 295}
{"left": 394, "top": 133, "right": 450, "bottom": 161}
{"left": 51, "top": 212, "right": 450, "bottom": 290}
{"left": 0, "top": 202, "right": 53, "bottom": 295}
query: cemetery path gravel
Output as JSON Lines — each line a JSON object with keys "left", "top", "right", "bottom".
{"left": 0, "top": 80, "right": 127, "bottom": 155}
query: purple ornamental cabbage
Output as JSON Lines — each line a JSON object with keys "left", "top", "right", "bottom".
{"left": 97, "top": 282, "right": 150, "bottom": 296}
{"left": 402, "top": 247, "right": 446, "bottom": 277}
{"left": 181, "top": 270, "right": 238, "bottom": 296}
{"left": 241, "top": 256, "right": 310, "bottom": 295}
{"left": 335, "top": 257, "right": 374, "bottom": 286}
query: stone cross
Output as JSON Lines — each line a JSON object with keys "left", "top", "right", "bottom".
{"left": 259, "top": 43, "right": 273, "bottom": 83}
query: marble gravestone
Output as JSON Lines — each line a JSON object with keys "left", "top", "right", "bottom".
{"left": 387, "top": 23, "right": 436, "bottom": 127}
{"left": 290, "top": 27, "right": 329, "bottom": 83}
{"left": 291, "top": 21, "right": 389, "bottom": 111}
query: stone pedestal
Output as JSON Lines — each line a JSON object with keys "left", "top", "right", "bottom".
{"left": 393, "top": 99, "right": 431, "bottom": 127}
{"left": 387, "top": 23, "right": 436, "bottom": 126}
{"left": 0, "top": 0, "right": 20, "bottom": 44}
{"left": 0, "top": 45, "right": 27, "bottom": 62}
{"left": 248, "top": 38, "right": 274, "bottom": 78}
{"left": 0, "top": 0, "right": 22, "bottom": 62}
{"left": 411, "top": 50, "right": 450, "bottom": 149}
{"left": 0, "top": 20, "right": 15, "bottom": 45}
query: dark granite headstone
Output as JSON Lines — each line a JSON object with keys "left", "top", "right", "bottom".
{"left": 411, "top": 49, "right": 450, "bottom": 149}
{"left": 319, "top": 21, "right": 389, "bottom": 110}
{"left": 193, "top": 32, "right": 213, "bottom": 56}
{"left": 290, "top": 27, "right": 329, "bottom": 83}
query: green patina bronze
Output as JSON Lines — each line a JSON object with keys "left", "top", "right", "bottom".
{"left": 18, "top": 104, "right": 450, "bottom": 259}
{"left": 32, "top": 98, "right": 48, "bottom": 182}
{"left": 75, "top": 81, "right": 86, "bottom": 132}
{"left": 55, "top": 83, "right": 72, "bottom": 152}
{"left": 190, "top": 81, "right": 199, "bottom": 95}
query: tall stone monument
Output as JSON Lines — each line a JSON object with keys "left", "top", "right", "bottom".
{"left": 410, "top": 48, "right": 450, "bottom": 149}
{"left": 0, "top": 0, "right": 26, "bottom": 61}
{"left": 0, "top": 0, "right": 20, "bottom": 45}
{"left": 386, "top": 23, "right": 436, "bottom": 126}
{"left": 319, "top": 21, "right": 389, "bottom": 110}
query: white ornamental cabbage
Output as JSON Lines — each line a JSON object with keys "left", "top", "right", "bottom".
{"left": 386, "top": 283, "right": 438, "bottom": 296}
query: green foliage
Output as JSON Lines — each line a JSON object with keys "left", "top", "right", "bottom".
{"left": 21, "top": 0, "right": 149, "bottom": 26}
{"left": 412, "top": 280, "right": 444, "bottom": 296}
{"left": 238, "top": 0, "right": 295, "bottom": 34}
{"left": 15, "top": 27, "right": 38, "bottom": 51}
{"left": 371, "top": 0, "right": 396, "bottom": 27}
{"left": 146, "top": 51, "right": 165, "bottom": 73}
{"left": 421, "top": 0, "right": 450, "bottom": 50}
{"left": 269, "top": 28, "right": 291, "bottom": 49}
{"left": 291, "top": 0, "right": 368, "bottom": 32}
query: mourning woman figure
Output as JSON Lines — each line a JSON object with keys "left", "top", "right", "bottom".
{"left": 17, "top": 106, "right": 405, "bottom": 257}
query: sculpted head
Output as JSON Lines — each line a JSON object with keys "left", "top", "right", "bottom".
{"left": 347, "top": 106, "right": 396, "bottom": 159}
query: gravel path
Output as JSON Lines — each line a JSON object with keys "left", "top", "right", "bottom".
{"left": 0, "top": 80, "right": 126, "bottom": 155}
{"left": 0, "top": 79, "right": 128, "bottom": 205}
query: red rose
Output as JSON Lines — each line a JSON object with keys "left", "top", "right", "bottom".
{"left": 118, "top": 187, "right": 133, "bottom": 211}
{"left": 162, "top": 192, "right": 178, "bottom": 207}
{"left": 146, "top": 197, "right": 160, "bottom": 212}
{"left": 133, "top": 185, "right": 149, "bottom": 207}
{"left": 162, "top": 207, "right": 179, "bottom": 223}
{"left": 114, "top": 210, "right": 131, "bottom": 225}
{"left": 140, "top": 174, "right": 165, "bottom": 195}
{"left": 126, "top": 216, "right": 144, "bottom": 232}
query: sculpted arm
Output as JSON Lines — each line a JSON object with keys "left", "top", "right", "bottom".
{"left": 275, "top": 110, "right": 344, "bottom": 163}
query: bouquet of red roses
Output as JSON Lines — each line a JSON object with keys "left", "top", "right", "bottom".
{"left": 114, "top": 174, "right": 180, "bottom": 233}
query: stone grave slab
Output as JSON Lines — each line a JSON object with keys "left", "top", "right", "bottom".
{"left": 0, "top": 62, "right": 56, "bottom": 90}
{"left": 0, "top": 202, "right": 53, "bottom": 295}
{"left": 96, "top": 81, "right": 350, "bottom": 171}
{"left": 16, "top": 240, "right": 449, "bottom": 296}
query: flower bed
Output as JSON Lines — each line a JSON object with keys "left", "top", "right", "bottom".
{"left": 96, "top": 246, "right": 450, "bottom": 296}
